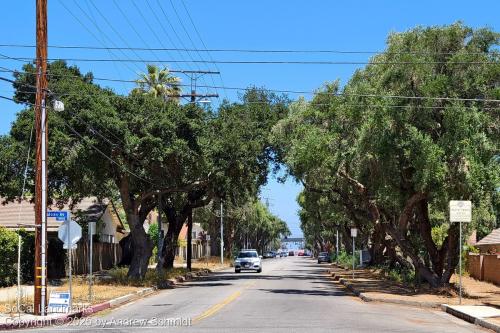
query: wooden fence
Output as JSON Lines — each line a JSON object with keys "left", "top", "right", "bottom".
{"left": 70, "top": 241, "right": 122, "bottom": 275}
{"left": 467, "top": 253, "right": 500, "bottom": 285}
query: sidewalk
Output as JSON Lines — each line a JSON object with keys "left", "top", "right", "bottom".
{"left": 328, "top": 264, "right": 500, "bottom": 332}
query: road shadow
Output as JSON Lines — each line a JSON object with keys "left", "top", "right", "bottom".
{"left": 258, "top": 287, "right": 348, "bottom": 297}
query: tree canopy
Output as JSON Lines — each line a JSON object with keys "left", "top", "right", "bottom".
{"left": 272, "top": 23, "right": 500, "bottom": 287}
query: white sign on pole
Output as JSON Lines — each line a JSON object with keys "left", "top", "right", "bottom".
{"left": 58, "top": 220, "right": 82, "bottom": 247}
{"left": 449, "top": 200, "right": 472, "bottom": 222}
{"left": 48, "top": 291, "right": 70, "bottom": 313}
{"left": 351, "top": 228, "right": 358, "bottom": 238}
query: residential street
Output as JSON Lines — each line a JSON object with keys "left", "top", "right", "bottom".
{"left": 31, "top": 256, "right": 483, "bottom": 333}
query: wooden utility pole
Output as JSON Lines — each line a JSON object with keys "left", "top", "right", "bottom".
{"left": 34, "top": 0, "right": 48, "bottom": 316}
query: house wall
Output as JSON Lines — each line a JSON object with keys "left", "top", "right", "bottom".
{"left": 483, "top": 254, "right": 500, "bottom": 285}
{"left": 98, "top": 207, "right": 118, "bottom": 243}
{"left": 477, "top": 244, "right": 498, "bottom": 254}
{"left": 467, "top": 253, "right": 500, "bottom": 285}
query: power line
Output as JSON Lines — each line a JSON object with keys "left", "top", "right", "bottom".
{"left": 167, "top": 0, "right": 221, "bottom": 102}
{"left": 58, "top": 0, "right": 140, "bottom": 75}
{"left": 2, "top": 55, "right": 497, "bottom": 65}
{"left": 180, "top": 0, "right": 228, "bottom": 101}
{"left": 4, "top": 87, "right": 499, "bottom": 110}
{"left": 1, "top": 68, "right": 499, "bottom": 104}
{"left": 0, "top": 43, "right": 496, "bottom": 56}
{"left": 151, "top": 0, "right": 212, "bottom": 95}
{"left": 59, "top": 117, "right": 157, "bottom": 186}
{"left": 0, "top": 94, "right": 157, "bottom": 186}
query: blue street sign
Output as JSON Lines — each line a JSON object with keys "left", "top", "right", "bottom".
{"left": 47, "top": 211, "right": 69, "bottom": 221}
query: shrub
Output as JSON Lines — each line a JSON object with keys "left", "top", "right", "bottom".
{"left": 18, "top": 229, "right": 35, "bottom": 283}
{"left": 0, "top": 227, "right": 18, "bottom": 287}
{"left": 337, "top": 250, "right": 359, "bottom": 268}
{"left": 104, "top": 267, "right": 194, "bottom": 287}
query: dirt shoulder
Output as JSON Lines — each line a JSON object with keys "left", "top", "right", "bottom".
{"left": 329, "top": 265, "right": 500, "bottom": 307}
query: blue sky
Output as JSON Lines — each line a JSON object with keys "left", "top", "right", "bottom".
{"left": 0, "top": 1, "right": 498, "bottom": 237}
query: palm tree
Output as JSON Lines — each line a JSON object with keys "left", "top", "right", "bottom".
{"left": 133, "top": 64, "right": 181, "bottom": 103}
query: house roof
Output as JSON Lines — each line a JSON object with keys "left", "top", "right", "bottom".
{"left": 178, "top": 223, "right": 204, "bottom": 241}
{"left": 0, "top": 197, "right": 108, "bottom": 232}
{"left": 476, "top": 228, "right": 500, "bottom": 246}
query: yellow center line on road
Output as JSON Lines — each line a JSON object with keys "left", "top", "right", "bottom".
{"left": 193, "top": 281, "right": 256, "bottom": 323}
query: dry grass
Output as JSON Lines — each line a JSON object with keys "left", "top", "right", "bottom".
{"left": 0, "top": 277, "right": 141, "bottom": 315}
{"left": 190, "top": 256, "right": 232, "bottom": 270}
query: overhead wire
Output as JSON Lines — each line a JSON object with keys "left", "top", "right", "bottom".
{"left": 168, "top": 0, "right": 221, "bottom": 103}
{"left": 152, "top": 0, "right": 213, "bottom": 96}
{"left": 180, "top": 0, "right": 228, "bottom": 101}
{"left": 1, "top": 55, "right": 497, "bottom": 66}
{"left": 1, "top": 67, "right": 499, "bottom": 104}
{"left": 0, "top": 43, "right": 496, "bottom": 56}
{"left": 5, "top": 86, "right": 499, "bottom": 110}
{"left": 58, "top": 0, "right": 140, "bottom": 75}
{"left": 0, "top": 94, "right": 157, "bottom": 186}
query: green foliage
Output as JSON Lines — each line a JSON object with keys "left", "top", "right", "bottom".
{"left": 431, "top": 224, "right": 450, "bottom": 248}
{"left": 148, "top": 223, "right": 159, "bottom": 250}
{"left": 337, "top": 250, "right": 359, "bottom": 268}
{"left": 17, "top": 229, "right": 35, "bottom": 283}
{"left": 273, "top": 23, "right": 499, "bottom": 287}
{"left": 379, "top": 265, "right": 416, "bottom": 286}
{"left": 0, "top": 227, "right": 18, "bottom": 287}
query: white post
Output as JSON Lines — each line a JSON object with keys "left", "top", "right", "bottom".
{"left": 67, "top": 218, "right": 72, "bottom": 311}
{"left": 40, "top": 99, "right": 47, "bottom": 315}
{"left": 220, "top": 202, "right": 224, "bottom": 265}
{"left": 459, "top": 221, "right": 462, "bottom": 305}
{"left": 17, "top": 233, "right": 22, "bottom": 317}
{"left": 89, "top": 222, "right": 94, "bottom": 304}
{"left": 352, "top": 237, "right": 355, "bottom": 280}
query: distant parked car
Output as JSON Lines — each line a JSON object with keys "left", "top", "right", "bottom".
{"left": 297, "top": 250, "right": 305, "bottom": 256}
{"left": 263, "top": 251, "right": 275, "bottom": 259}
{"left": 288, "top": 250, "right": 295, "bottom": 256}
{"left": 317, "top": 252, "right": 331, "bottom": 264}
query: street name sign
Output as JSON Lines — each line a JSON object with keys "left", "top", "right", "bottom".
{"left": 47, "top": 210, "right": 69, "bottom": 222}
{"left": 449, "top": 200, "right": 472, "bottom": 223}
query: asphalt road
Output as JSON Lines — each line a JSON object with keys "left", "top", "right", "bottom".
{"left": 33, "top": 256, "right": 484, "bottom": 333}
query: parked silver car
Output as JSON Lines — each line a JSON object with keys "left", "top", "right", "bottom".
{"left": 234, "top": 249, "right": 262, "bottom": 273}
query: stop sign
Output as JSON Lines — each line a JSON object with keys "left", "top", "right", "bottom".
{"left": 58, "top": 220, "right": 82, "bottom": 249}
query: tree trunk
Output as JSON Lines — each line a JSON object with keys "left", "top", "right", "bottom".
{"left": 187, "top": 209, "right": 193, "bottom": 271}
{"left": 127, "top": 213, "right": 153, "bottom": 279}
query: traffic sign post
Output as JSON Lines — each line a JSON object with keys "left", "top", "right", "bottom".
{"left": 88, "top": 222, "right": 95, "bottom": 304}
{"left": 449, "top": 200, "right": 472, "bottom": 305}
{"left": 56, "top": 216, "right": 81, "bottom": 312}
{"left": 351, "top": 228, "right": 358, "bottom": 280}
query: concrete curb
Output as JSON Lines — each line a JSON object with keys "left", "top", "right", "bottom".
{"left": 332, "top": 270, "right": 500, "bottom": 332}
{"left": 333, "top": 273, "right": 441, "bottom": 309}
{"left": 441, "top": 305, "right": 500, "bottom": 333}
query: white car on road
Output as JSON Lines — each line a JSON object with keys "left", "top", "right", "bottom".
{"left": 234, "top": 249, "right": 262, "bottom": 273}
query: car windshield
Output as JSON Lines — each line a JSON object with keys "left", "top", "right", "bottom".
{"left": 319, "top": 252, "right": 328, "bottom": 256}
{"left": 238, "top": 252, "right": 258, "bottom": 258}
